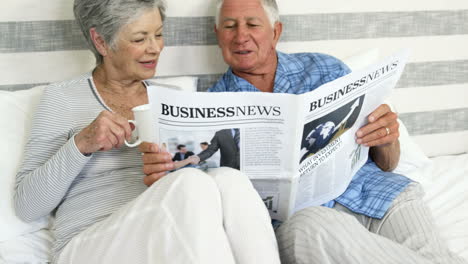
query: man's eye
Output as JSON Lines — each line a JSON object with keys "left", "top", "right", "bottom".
{"left": 155, "top": 34, "right": 163, "bottom": 38}
{"left": 224, "top": 25, "right": 235, "bottom": 29}
{"left": 248, "top": 24, "right": 259, "bottom": 27}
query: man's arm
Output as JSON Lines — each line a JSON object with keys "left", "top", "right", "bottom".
{"left": 197, "top": 137, "right": 219, "bottom": 162}
{"left": 356, "top": 104, "right": 400, "bottom": 171}
{"left": 369, "top": 140, "right": 400, "bottom": 172}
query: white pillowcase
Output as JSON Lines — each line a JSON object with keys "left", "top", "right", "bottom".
{"left": 154, "top": 76, "right": 198, "bottom": 92}
{"left": 0, "top": 86, "right": 49, "bottom": 243}
{"left": 0, "top": 76, "right": 198, "bottom": 244}
{"left": 392, "top": 120, "right": 432, "bottom": 178}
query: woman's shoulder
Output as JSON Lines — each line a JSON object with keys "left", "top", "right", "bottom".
{"left": 37, "top": 72, "right": 97, "bottom": 116}
{"left": 43, "top": 72, "right": 92, "bottom": 97}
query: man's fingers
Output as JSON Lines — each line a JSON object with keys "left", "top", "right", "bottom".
{"left": 363, "top": 132, "right": 399, "bottom": 147}
{"left": 357, "top": 122, "right": 399, "bottom": 146}
{"left": 357, "top": 111, "right": 397, "bottom": 138}
{"left": 367, "top": 104, "right": 391, "bottom": 122}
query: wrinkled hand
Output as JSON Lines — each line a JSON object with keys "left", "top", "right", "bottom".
{"left": 189, "top": 155, "right": 200, "bottom": 165}
{"left": 75, "top": 110, "right": 132, "bottom": 154}
{"left": 356, "top": 104, "right": 399, "bottom": 147}
{"left": 139, "top": 142, "right": 175, "bottom": 186}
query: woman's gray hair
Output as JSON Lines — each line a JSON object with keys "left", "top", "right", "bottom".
{"left": 215, "top": 0, "right": 279, "bottom": 28}
{"left": 74, "top": 0, "right": 167, "bottom": 65}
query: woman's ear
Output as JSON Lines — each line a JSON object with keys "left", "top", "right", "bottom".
{"left": 89, "top": 28, "right": 108, "bottom": 56}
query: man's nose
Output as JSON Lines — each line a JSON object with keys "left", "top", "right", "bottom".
{"left": 234, "top": 25, "right": 249, "bottom": 44}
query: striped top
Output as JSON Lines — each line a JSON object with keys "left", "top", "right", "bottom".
{"left": 14, "top": 73, "right": 149, "bottom": 259}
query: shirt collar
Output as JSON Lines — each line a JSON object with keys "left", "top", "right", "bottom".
{"left": 276, "top": 51, "right": 305, "bottom": 75}
{"left": 225, "top": 51, "right": 305, "bottom": 93}
{"left": 273, "top": 51, "right": 305, "bottom": 93}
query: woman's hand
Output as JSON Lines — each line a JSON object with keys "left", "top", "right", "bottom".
{"left": 139, "top": 142, "right": 175, "bottom": 186}
{"left": 75, "top": 110, "right": 133, "bottom": 155}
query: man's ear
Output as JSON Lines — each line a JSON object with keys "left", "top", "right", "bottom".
{"left": 214, "top": 25, "right": 221, "bottom": 47}
{"left": 272, "top": 21, "right": 283, "bottom": 46}
{"left": 89, "top": 28, "right": 108, "bottom": 56}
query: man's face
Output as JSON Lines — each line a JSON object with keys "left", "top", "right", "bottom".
{"left": 215, "top": 0, "right": 282, "bottom": 75}
{"left": 179, "top": 147, "right": 187, "bottom": 154}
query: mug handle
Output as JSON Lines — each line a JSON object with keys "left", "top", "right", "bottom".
{"left": 125, "top": 120, "right": 142, "bottom": 148}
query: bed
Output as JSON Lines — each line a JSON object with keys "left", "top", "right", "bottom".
{"left": 1, "top": 0, "right": 467, "bottom": 262}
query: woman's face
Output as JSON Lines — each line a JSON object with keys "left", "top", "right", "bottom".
{"left": 105, "top": 9, "right": 164, "bottom": 81}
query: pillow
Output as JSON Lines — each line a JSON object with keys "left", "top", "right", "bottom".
{"left": 0, "top": 76, "right": 198, "bottom": 243}
{"left": 153, "top": 76, "right": 198, "bottom": 92}
{"left": 341, "top": 48, "right": 381, "bottom": 71}
{"left": 0, "top": 86, "right": 49, "bottom": 242}
{"left": 392, "top": 119, "right": 432, "bottom": 178}
{"left": 342, "top": 49, "right": 432, "bottom": 177}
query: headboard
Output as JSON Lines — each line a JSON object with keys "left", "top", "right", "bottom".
{"left": 1, "top": 0, "right": 467, "bottom": 157}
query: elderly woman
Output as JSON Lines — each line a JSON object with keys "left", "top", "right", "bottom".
{"left": 13, "top": 0, "right": 280, "bottom": 263}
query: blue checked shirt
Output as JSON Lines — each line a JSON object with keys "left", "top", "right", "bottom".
{"left": 209, "top": 51, "right": 412, "bottom": 219}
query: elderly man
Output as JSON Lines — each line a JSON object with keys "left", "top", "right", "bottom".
{"left": 209, "top": 0, "right": 466, "bottom": 263}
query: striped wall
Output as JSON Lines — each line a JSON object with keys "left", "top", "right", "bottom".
{"left": 1, "top": 0, "right": 467, "bottom": 157}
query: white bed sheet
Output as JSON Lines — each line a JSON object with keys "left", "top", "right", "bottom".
{"left": 0, "top": 228, "right": 52, "bottom": 264}
{"left": 413, "top": 153, "right": 468, "bottom": 261}
{"left": 1, "top": 153, "right": 467, "bottom": 263}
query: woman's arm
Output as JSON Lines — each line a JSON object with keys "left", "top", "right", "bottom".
{"left": 14, "top": 86, "right": 90, "bottom": 221}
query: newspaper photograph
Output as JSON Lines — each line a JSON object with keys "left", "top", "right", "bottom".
{"left": 145, "top": 49, "right": 410, "bottom": 221}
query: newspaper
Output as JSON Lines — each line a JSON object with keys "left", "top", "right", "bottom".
{"left": 146, "top": 50, "right": 409, "bottom": 221}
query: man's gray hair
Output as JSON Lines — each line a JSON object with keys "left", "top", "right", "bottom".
{"left": 74, "top": 0, "right": 167, "bottom": 65}
{"left": 215, "top": 0, "right": 279, "bottom": 28}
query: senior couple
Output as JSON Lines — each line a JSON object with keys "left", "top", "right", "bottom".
{"left": 14, "top": 0, "right": 466, "bottom": 263}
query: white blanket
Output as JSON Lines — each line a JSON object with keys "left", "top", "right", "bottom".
{"left": 2, "top": 154, "right": 467, "bottom": 263}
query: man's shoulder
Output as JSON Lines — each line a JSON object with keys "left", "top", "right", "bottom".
{"left": 208, "top": 73, "right": 230, "bottom": 92}
{"left": 280, "top": 51, "right": 347, "bottom": 68}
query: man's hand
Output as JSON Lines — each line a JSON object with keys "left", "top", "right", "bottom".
{"left": 139, "top": 142, "right": 175, "bottom": 186}
{"left": 356, "top": 104, "right": 399, "bottom": 147}
{"left": 189, "top": 155, "right": 201, "bottom": 165}
{"left": 356, "top": 104, "right": 400, "bottom": 171}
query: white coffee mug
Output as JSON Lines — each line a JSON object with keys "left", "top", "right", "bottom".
{"left": 125, "top": 104, "right": 155, "bottom": 147}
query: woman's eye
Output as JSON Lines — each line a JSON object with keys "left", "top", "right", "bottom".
{"left": 133, "top": 39, "right": 144, "bottom": 43}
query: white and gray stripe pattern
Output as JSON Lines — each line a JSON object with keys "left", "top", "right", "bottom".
{"left": 14, "top": 73, "right": 148, "bottom": 258}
